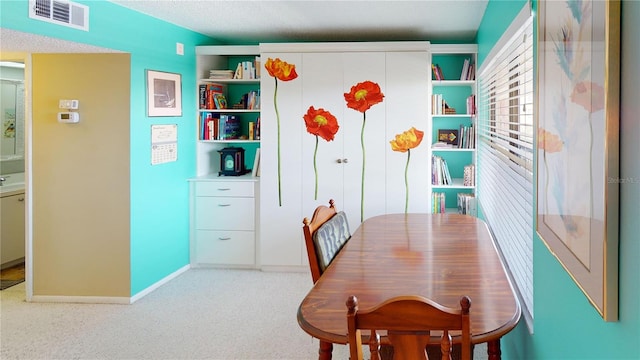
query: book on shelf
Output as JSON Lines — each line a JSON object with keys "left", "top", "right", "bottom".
{"left": 432, "top": 192, "right": 446, "bottom": 213}
{"left": 252, "top": 147, "right": 261, "bottom": 177}
{"left": 463, "top": 164, "right": 476, "bottom": 186}
{"left": 213, "top": 93, "right": 227, "bottom": 109}
{"left": 457, "top": 193, "right": 477, "bottom": 215}
{"left": 460, "top": 58, "right": 470, "bottom": 80}
{"left": 431, "top": 63, "right": 444, "bottom": 80}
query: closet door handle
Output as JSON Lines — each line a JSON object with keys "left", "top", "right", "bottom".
{"left": 336, "top": 158, "right": 348, "bottom": 164}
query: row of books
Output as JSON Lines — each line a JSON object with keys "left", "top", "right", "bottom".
{"left": 233, "top": 56, "right": 261, "bottom": 80}
{"left": 457, "top": 193, "right": 477, "bottom": 215}
{"left": 243, "top": 90, "right": 260, "bottom": 110}
{"left": 466, "top": 94, "right": 476, "bottom": 115}
{"left": 430, "top": 59, "right": 475, "bottom": 81}
{"left": 458, "top": 125, "right": 475, "bottom": 149}
{"left": 460, "top": 58, "right": 475, "bottom": 80}
{"left": 432, "top": 192, "right": 478, "bottom": 215}
{"left": 201, "top": 114, "right": 241, "bottom": 141}
{"left": 432, "top": 94, "right": 457, "bottom": 115}
{"left": 199, "top": 83, "right": 225, "bottom": 110}
{"left": 432, "top": 155, "right": 452, "bottom": 185}
{"left": 432, "top": 192, "right": 447, "bottom": 213}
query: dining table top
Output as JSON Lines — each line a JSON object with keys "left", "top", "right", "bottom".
{"left": 297, "top": 213, "right": 521, "bottom": 346}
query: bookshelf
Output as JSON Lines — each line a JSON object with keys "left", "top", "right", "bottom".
{"left": 190, "top": 45, "right": 261, "bottom": 268}
{"left": 195, "top": 46, "right": 261, "bottom": 177}
{"left": 430, "top": 44, "right": 477, "bottom": 215}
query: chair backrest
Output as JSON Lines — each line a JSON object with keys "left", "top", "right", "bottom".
{"left": 346, "top": 295, "right": 471, "bottom": 360}
{"left": 302, "top": 199, "right": 351, "bottom": 283}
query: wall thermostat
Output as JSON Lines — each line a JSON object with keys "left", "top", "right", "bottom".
{"left": 58, "top": 112, "right": 80, "bottom": 123}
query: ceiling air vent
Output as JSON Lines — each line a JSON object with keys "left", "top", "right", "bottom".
{"left": 29, "top": 0, "right": 89, "bottom": 31}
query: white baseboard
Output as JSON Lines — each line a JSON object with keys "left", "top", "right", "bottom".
{"left": 260, "top": 265, "right": 307, "bottom": 273}
{"left": 30, "top": 294, "right": 131, "bottom": 304}
{"left": 129, "top": 264, "right": 190, "bottom": 304}
{"left": 30, "top": 264, "right": 191, "bottom": 305}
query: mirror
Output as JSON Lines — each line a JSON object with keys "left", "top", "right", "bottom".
{"left": 0, "top": 61, "right": 25, "bottom": 174}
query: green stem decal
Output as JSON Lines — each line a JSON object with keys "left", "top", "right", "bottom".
{"left": 360, "top": 111, "right": 367, "bottom": 222}
{"left": 273, "top": 78, "right": 282, "bottom": 207}
{"left": 405, "top": 149, "right": 411, "bottom": 213}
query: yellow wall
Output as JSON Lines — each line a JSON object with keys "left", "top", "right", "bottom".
{"left": 32, "top": 54, "right": 131, "bottom": 297}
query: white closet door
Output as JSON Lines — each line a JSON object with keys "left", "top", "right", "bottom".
{"left": 260, "top": 52, "right": 305, "bottom": 267}
{"left": 300, "top": 53, "right": 346, "bottom": 221}
{"left": 342, "top": 52, "right": 387, "bottom": 224}
{"left": 384, "top": 51, "right": 431, "bottom": 213}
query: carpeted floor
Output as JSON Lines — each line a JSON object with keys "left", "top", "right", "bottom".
{"left": 0, "top": 268, "right": 487, "bottom": 360}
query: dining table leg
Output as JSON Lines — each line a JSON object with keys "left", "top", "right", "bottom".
{"left": 318, "top": 340, "right": 333, "bottom": 360}
{"left": 487, "top": 339, "right": 502, "bottom": 360}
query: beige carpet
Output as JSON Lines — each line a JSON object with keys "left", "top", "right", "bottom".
{"left": 0, "top": 268, "right": 487, "bottom": 359}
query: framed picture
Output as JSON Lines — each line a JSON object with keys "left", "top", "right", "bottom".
{"left": 536, "top": 0, "right": 620, "bottom": 321}
{"left": 437, "top": 129, "right": 459, "bottom": 146}
{"left": 147, "top": 70, "right": 182, "bottom": 117}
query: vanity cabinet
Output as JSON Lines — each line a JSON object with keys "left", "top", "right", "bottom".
{"left": 189, "top": 177, "right": 258, "bottom": 268}
{"left": 1, "top": 192, "right": 25, "bottom": 267}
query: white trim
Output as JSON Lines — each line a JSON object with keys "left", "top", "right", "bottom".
{"left": 429, "top": 44, "right": 478, "bottom": 54}
{"left": 260, "top": 265, "right": 307, "bottom": 273}
{"left": 478, "top": 2, "right": 532, "bottom": 76}
{"left": 31, "top": 295, "right": 131, "bottom": 304}
{"left": 196, "top": 45, "right": 259, "bottom": 56}
{"left": 129, "top": 264, "right": 191, "bottom": 304}
{"left": 29, "top": 264, "right": 191, "bottom": 304}
{"left": 260, "top": 41, "right": 430, "bottom": 53}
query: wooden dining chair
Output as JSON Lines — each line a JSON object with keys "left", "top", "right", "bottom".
{"left": 346, "top": 295, "right": 472, "bottom": 360}
{"left": 302, "top": 199, "right": 351, "bottom": 283}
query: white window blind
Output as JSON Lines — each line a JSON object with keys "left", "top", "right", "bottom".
{"left": 477, "top": 14, "right": 534, "bottom": 325}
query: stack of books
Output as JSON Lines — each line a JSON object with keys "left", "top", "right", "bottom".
{"left": 432, "top": 192, "right": 446, "bottom": 213}
{"left": 209, "top": 70, "right": 234, "bottom": 80}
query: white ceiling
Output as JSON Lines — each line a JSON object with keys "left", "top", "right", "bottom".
{"left": 110, "top": 0, "right": 489, "bottom": 43}
{"left": 0, "top": 0, "right": 488, "bottom": 54}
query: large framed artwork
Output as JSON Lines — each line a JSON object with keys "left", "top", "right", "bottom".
{"left": 146, "top": 70, "right": 182, "bottom": 117}
{"left": 536, "top": 0, "right": 620, "bottom": 321}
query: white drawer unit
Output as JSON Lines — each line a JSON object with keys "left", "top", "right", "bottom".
{"left": 189, "top": 176, "right": 258, "bottom": 268}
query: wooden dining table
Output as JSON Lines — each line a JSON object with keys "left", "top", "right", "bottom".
{"left": 297, "top": 213, "right": 521, "bottom": 360}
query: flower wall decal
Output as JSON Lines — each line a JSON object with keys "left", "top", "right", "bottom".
{"left": 390, "top": 127, "right": 424, "bottom": 213}
{"left": 265, "top": 58, "right": 298, "bottom": 206}
{"left": 344, "top": 80, "right": 384, "bottom": 222}
{"left": 303, "top": 106, "right": 340, "bottom": 200}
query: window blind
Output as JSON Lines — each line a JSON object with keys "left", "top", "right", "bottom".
{"left": 477, "top": 14, "right": 534, "bottom": 325}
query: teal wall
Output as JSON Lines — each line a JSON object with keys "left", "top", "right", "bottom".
{"left": 477, "top": 1, "right": 640, "bottom": 358}
{"left": 0, "top": 0, "right": 217, "bottom": 295}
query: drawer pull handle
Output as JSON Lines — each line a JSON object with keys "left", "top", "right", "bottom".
{"left": 218, "top": 237, "right": 232, "bottom": 241}
{"left": 217, "top": 188, "right": 231, "bottom": 191}
{"left": 217, "top": 204, "right": 231, "bottom": 207}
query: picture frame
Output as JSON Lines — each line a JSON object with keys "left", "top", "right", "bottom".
{"left": 437, "top": 129, "right": 459, "bottom": 146}
{"left": 536, "top": 0, "right": 620, "bottom": 321}
{"left": 147, "top": 70, "right": 182, "bottom": 117}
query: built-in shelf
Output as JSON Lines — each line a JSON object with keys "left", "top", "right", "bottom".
{"left": 432, "top": 80, "right": 475, "bottom": 87}
{"left": 432, "top": 178, "right": 474, "bottom": 189}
